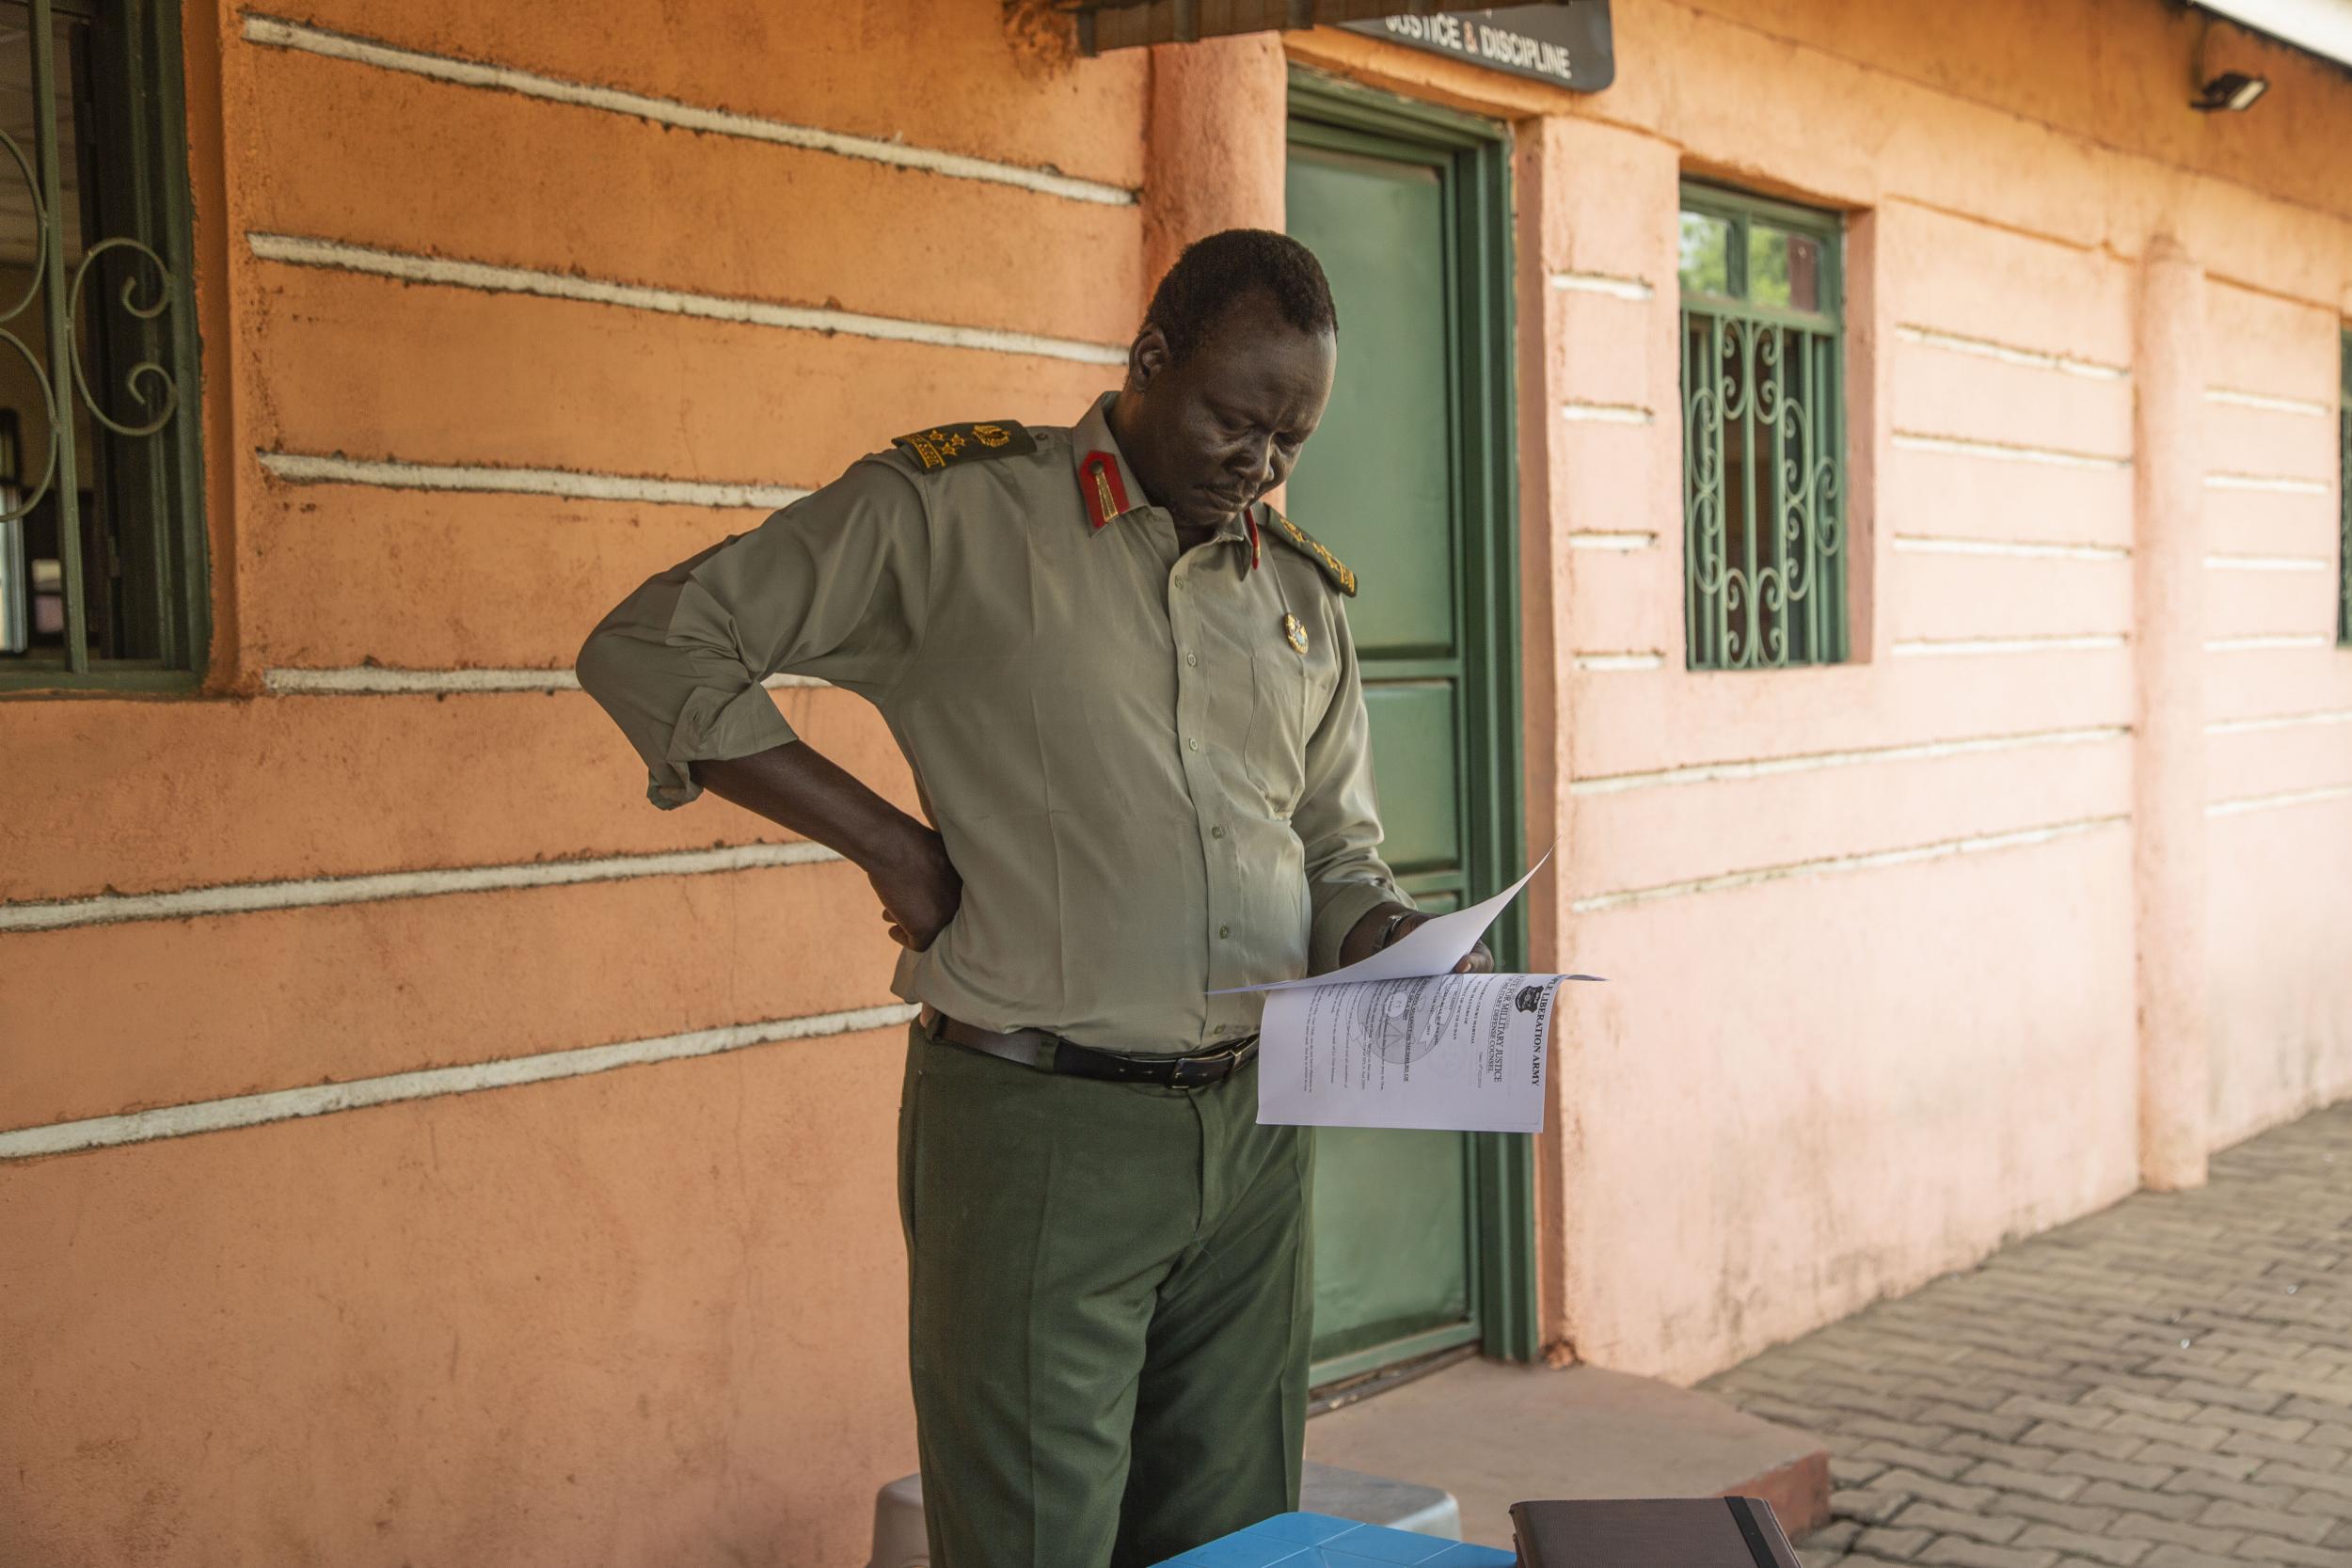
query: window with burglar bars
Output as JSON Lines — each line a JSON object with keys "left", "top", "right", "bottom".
{"left": 0, "top": 0, "right": 204, "bottom": 690}
{"left": 1678, "top": 184, "right": 1848, "bottom": 671}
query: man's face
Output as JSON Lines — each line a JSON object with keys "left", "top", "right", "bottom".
{"left": 1117, "top": 291, "right": 1338, "bottom": 533}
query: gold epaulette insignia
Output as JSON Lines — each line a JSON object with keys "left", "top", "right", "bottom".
{"left": 1265, "top": 509, "right": 1358, "bottom": 597}
{"left": 891, "top": 420, "right": 1038, "bottom": 472}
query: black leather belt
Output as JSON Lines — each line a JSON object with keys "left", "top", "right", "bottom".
{"left": 918, "top": 1006, "right": 1259, "bottom": 1087}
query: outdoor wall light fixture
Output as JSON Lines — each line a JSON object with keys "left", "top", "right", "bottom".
{"left": 2192, "top": 70, "right": 2269, "bottom": 111}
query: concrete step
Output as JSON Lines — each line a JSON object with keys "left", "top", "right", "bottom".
{"left": 1305, "top": 1357, "right": 1830, "bottom": 1553}
{"left": 1299, "top": 1462, "right": 1464, "bottom": 1538}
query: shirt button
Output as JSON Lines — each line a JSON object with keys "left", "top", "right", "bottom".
{"left": 1211, "top": 825, "right": 1225, "bottom": 839}
{"left": 1218, "top": 926, "right": 1231, "bottom": 939}
{"left": 1185, "top": 652, "right": 1199, "bottom": 667}
{"left": 1186, "top": 737, "right": 1200, "bottom": 752}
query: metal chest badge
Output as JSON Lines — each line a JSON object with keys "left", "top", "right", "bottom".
{"left": 1281, "top": 613, "right": 1309, "bottom": 656}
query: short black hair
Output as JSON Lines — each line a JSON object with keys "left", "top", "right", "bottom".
{"left": 1143, "top": 229, "right": 1337, "bottom": 369}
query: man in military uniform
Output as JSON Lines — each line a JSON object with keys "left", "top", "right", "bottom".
{"left": 578, "top": 230, "right": 1489, "bottom": 1567}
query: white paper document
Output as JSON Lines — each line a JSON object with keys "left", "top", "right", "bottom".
{"left": 1221, "top": 855, "right": 1602, "bottom": 1134}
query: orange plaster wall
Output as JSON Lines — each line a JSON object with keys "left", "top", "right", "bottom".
{"left": 231, "top": 38, "right": 1143, "bottom": 350}
{"left": 0, "top": 859, "right": 906, "bottom": 1134}
{"left": 239, "top": 267, "right": 1116, "bottom": 495}
{"left": 3, "top": 2, "right": 1149, "bottom": 1562}
{"left": 237, "top": 486, "right": 778, "bottom": 672}
{"left": 263, "top": 0, "right": 1149, "bottom": 193}
{"left": 0, "top": 1031, "right": 915, "bottom": 1568}
{"left": 1659, "top": 0, "right": 2352, "bottom": 228}
{"left": 0, "top": 689, "right": 909, "bottom": 903}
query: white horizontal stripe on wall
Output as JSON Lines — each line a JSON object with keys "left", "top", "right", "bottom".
{"left": 2204, "top": 634, "right": 2332, "bottom": 653}
{"left": 2204, "top": 473, "right": 2330, "bottom": 495}
{"left": 2206, "top": 707, "right": 2352, "bottom": 736}
{"left": 1, "top": 842, "right": 838, "bottom": 934}
{"left": 1574, "top": 651, "right": 1665, "bottom": 672}
{"left": 1570, "top": 816, "right": 2129, "bottom": 914}
{"left": 262, "top": 666, "right": 596, "bottom": 696}
{"left": 1893, "top": 634, "right": 2127, "bottom": 657}
{"left": 1565, "top": 531, "right": 1657, "bottom": 550}
{"left": 2207, "top": 784, "right": 2352, "bottom": 818}
{"left": 1571, "top": 726, "right": 2128, "bottom": 797}
{"left": 1894, "top": 534, "right": 2128, "bottom": 562}
{"left": 258, "top": 451, "right": 809, "bottom": 510}
{"left": 1549, "top": 271, "right": 1654, "bottom": 301}
{"left": 1894, "top": 325, "right": 2127, "bottom": 381}
{"left": 1560, "top": 402, "right": 1653, "bottom": 425}
{"left": 249, "top": 233, "right": 1129, "bottom": 368}
{"left": 262, "top": 668, "right": 829, "bottom": 696}
{"left": 240, "top": 15, "right": 1136, "bottom": 207}
{"left": 1892, "top": 433, "right": 2131, "bottom": 471}
{"left": 2203, "top": 553, "right": 2331, "bottom": 573}
{"left": 0, "top": 1003, "right": 921, "bottom": 1162}
{"left": 2204, "top": 387, "right": 2331, "bottom": 417}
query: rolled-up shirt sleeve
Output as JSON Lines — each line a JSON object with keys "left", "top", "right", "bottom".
{"left": 1294, "top": 599, "right": 1407, "bottom": 973}
{"left": 575, "top": 457, "right": 931, "bottom": 809}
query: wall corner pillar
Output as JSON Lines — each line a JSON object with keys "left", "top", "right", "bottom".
{"left": 2132, "top": 234, "right": 2211, "bottom": 1192}
{"left": 1513, "top": 114, "right": 1682, "bottom": 1365}
{"left": 1140, "top": 35, "right": 1288, "bottom": 296}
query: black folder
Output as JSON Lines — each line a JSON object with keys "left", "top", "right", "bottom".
{"left": 1508, "top": 1497, "right": 1804, "bottom": 1568}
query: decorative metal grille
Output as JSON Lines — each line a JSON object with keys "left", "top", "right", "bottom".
{"left": 1678, "top": 185, "right": 1847, "bottom": 671}
{"left": 0, "top": 0, "right": 204, "bottom": 687}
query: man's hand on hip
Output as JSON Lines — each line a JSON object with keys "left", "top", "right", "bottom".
{"left": 690, "top": 741, "right": 961, "bottom": 952}
{"left": 869, "top": 821, "right": 963, "bottom": 951}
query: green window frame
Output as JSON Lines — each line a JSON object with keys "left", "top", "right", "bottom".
{"left": 2339, "top": 328, "right": 2349, "bottom": 648}
{"left": 1677, "top": 182, "right": 1848, "bottom": 671}
{"left": 0, "top": 0, "right": 207, "bottom": 692}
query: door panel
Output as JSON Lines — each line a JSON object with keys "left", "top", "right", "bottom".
{"left": 1282, "top": 147, "right": 1457, "bottom": 658}
{"left": 1309, "top": 1129, "right": 1471, "bottom": 1363}
{"left": 1361, "top": 682, "right": 1461, "bottom": 872}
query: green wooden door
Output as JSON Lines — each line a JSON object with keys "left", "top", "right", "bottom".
{"left": 1286, "top": 85, "right": 1528, "bottom": 1387}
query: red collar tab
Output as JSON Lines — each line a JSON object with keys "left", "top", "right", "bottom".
{"left": 1243, "top": 505, "right": 1261, "bottom": 571}
{"left": 1079, "top": 451, "right": 1131, "bottom": 531}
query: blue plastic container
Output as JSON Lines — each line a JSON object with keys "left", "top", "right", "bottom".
{"left": 1151, "top": 1511, "right": 1518, "bottom": 1566}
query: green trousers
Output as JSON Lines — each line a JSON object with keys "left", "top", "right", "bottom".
{"left": 896, "top": 1022, "right": 1315, "bottom": 1568}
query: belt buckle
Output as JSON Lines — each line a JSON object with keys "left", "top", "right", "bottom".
{"left": 1169, "top": 1047, "right": 1236, "bottom": 1087}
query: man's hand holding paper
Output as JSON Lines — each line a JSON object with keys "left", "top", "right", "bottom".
{"left": 1217, "top": 854, "right": 1601, "bottom": 1134}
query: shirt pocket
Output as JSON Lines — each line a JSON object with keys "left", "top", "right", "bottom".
{"left": 1245, "top": 639, "right": 1340, "bottom": 816}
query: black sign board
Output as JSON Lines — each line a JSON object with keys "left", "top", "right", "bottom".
{"left": 1343, "top": 3, "right": 1613, "bottom": 92}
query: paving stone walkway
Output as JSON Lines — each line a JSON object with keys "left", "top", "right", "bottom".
{"left": 1703, "top": 1101, "right": 2352, "bottom": 1568}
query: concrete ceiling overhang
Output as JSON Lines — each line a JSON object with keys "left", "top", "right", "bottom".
{"left": 2194, "top": 0, "right": 2352, "bottom": 71}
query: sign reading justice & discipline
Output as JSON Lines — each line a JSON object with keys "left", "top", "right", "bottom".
{"left": 1343, "top": 3, "right": 1614, "bottom": 92}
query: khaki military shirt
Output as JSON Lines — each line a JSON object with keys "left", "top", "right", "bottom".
{"left": 577, "top": 393, "right": 1404, "bottom": 1053}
